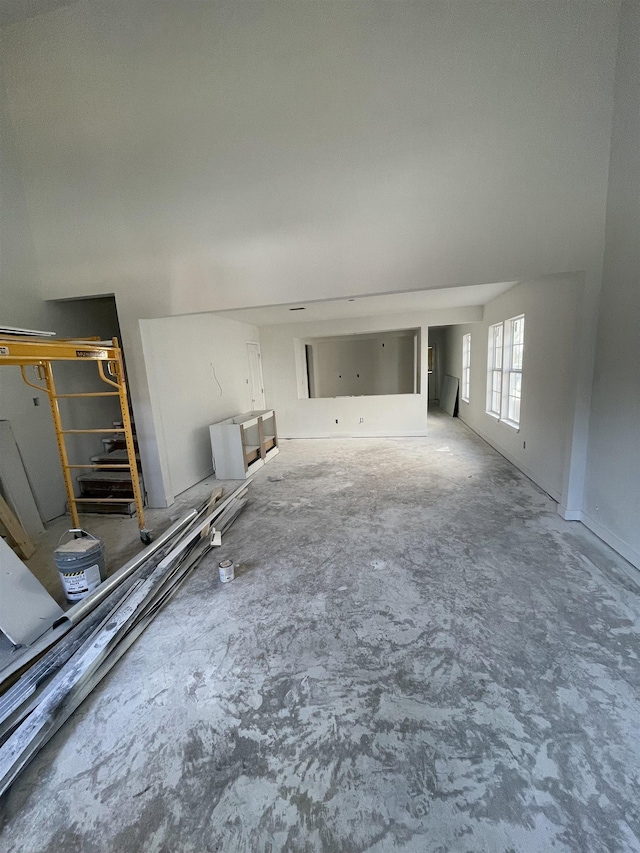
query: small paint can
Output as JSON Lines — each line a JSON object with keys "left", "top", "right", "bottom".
{"left": 218, "top": 560, "right": 235, "bottom": 583}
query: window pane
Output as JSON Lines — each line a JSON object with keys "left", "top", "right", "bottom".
{"left": 494, "top": 325, "right": 503, "bottom": 369}
{"left": 512, "top": 343, "right": 523, "bottom": 370}
{"left": 513, "top": 316, "right": 524, "bottom": 345}
{"left": 508, "top": 395, "right": 521, "bottom": 424}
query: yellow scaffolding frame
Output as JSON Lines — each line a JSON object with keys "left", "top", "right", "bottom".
{"left": 0, "top": 335, "right": 150, "bottom": 542}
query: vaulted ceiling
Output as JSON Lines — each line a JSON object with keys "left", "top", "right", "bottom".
{"left": 0, "top": 0, "right": 76, "bottom": 28}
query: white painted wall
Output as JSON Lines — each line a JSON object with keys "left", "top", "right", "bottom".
{"left": 583, "top": 2, "right": 640, "bottom": 568}
{"left": 139, "top": 313, "right": 260, "bottom": 500}
{"left": 261, "top": 308, "right": 480, "bottom": 438}
{"left": 311, "top": 332, "right": 416, "bottom": 398}
{"left": 1, "top": 70, "right": 124, "bottom": 521}
{"left": 442, "top": 275, "right": 582, "bottom": 503}
{"left": 0, "top": 1, "right": 620, "bottom": 508}
{"left": 0, "top": 65, "right": 62, "bottom": 521}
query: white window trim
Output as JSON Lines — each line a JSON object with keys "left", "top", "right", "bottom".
{"left": 486, "top": 322, "right": 503, "bottom": 418}
{"left": 461, "top": 333, "right": 471, "bottom": 403}
{"left": 486, "top": 315, "right": 524, "bottom": 429}
{"left": 501, "top": 314, "right": 524, "bottom": 430}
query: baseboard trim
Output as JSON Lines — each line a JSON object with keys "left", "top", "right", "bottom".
{"left": 282, "top": 432, "right": 428, "bottom": 440}
{"left": 457, "top": 417, "right": 561, "bottom": 503}
{"left": 558, "top": 506, "right": 583, "bottom": 521}
{"left": 580, "top": 512, "right": 640, "bottom": 570}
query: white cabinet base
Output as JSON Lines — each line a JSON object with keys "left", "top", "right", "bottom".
{"left": 210, "top": 410, "right": 279, "bottom": 480}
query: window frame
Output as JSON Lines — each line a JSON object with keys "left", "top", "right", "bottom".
{"left": 501, "top": 314, "right": 524, "bottom": 429}
{"left": 486, "top": 322, "right": 503, "bottom": 418}
{"left": 461, "top": 333, "right": 471, "bottom": 403}
{"left": 486, "top": 315, "right": 524, "bottom": 428}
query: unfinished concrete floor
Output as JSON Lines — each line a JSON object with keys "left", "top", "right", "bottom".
{"left": 2, "top": 411, "right": 640, "bottom": 852}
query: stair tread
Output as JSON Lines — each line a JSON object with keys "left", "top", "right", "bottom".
{"left": 78, "top": 470, "right": 134, "bottom": 483}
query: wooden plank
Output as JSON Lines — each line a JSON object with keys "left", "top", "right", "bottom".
{"left": 200, "top": 487, "right": 223, "bottom": 539}
{"left": 0, "top": 422, "right": 44, "bottom": 538}
{"left": 258, "top": 415, "right": 266, "bottom": 460}
{"left": 0, "top": 496, "right": 35, "bottom": 560}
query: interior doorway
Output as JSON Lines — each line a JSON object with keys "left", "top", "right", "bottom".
{"left": 44, "top": 295, "right": 141, "bottom": 518}
{"left": 247, "top": 342, "right": 266, "bottom": 410}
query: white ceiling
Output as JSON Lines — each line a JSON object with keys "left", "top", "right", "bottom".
{"left": 0, "top": 0, "right": 75, "bottom": 27}
{"left": 217, "top": 282, "right": 517, "bottom": 327}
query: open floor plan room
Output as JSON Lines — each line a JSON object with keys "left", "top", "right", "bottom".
{"left": 1, "top": 2, "right": 638, "bottom": 851}
{"left": 2, "top": 413, "right": 639, "bottom": 852}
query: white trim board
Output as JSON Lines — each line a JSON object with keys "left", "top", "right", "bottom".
{"left": 279, "top": 431, "right": 428, "bottom": 440}
{"left": 459, "top": 416, "right": 640, "bottom": 571}
{"left": 578, "top": 512, "right": 640, "bottom": 571}
{"left": 455, "top": 415, "right": 561, "bottom": 503}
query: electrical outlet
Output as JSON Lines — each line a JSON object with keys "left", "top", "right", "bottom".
{"left": 359, "top": 417, "right": 364, "bottom": 423}
{"left": 335, "top": 419, "right": 339, "bottom": 424}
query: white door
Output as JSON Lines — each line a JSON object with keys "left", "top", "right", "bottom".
{"left": 247, "top": 342, "right": 266, "bottom": 410}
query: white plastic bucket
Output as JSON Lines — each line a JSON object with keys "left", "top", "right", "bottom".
{"left": 54, "top": 530, "right": 106, "bottom": 602}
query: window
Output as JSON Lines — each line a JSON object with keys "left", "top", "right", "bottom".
{"left": 461, "top": 333, "right": 471, "bottom": 402}
{"left": 504, "top": 315, "right": 524, "bottom": 426}
{"left": 487, "top": 323, "right": 503, "bottom": 416}
{"left": 486, "top": 315, "right": 524, "bottom": 427}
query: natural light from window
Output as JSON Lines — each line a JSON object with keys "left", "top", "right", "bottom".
{"left": 462, "top": 333, "right": 471, "bottom": 403}
{"left": 486, "top": 315, "right": 524, "bottom": 427}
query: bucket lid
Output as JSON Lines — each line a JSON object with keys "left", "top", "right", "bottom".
{"left": 54, "top": 538, "right": 103, "bottom": 556}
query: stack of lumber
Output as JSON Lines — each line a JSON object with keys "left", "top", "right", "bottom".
{"left": 0, "top": 480, "right": 251, "bottom": 798}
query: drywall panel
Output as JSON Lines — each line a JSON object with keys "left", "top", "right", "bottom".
{"left": 372, "top": 335, "right": 416, "bottom": 396}
{"left": 583, "top": 2, "right": 640, "bottom": 568}
{"left": 311, "top": 332, "right": 415, "bottom": 398}
{"left": 440, "top": 376, "right": 459, "bottom": 418}
{"left": 442, "top": 275, "right": 581, "bottom": 503}
{"left": 261, "top": 308, "right": 479, "bottom": 438}
{"left": 140, "top": 313, "right": 260, "bottom": 499}
{"left": 313, "top": 338, "right": 378, "bottom": 397}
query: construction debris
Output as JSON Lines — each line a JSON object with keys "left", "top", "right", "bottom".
{"left": 0, "top": 479, "right": 252, "bottom": 797}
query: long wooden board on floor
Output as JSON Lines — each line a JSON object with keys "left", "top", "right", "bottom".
{"left": 0, "top": 496, "right": 35, "bottom": 560}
